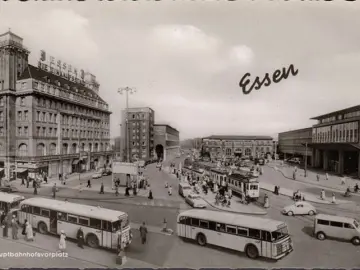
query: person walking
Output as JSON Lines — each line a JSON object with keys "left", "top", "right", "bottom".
{"left": 52, "top": 183, "right": 57, "bottom": 199}
{"left": 86, "top": 179, "right": 91, "bottom": 188}
{"left": 25, "top": 221, "right": 34, "bottom": 241}
{"left": 316, "top": 174, "right": 320, "bottom": 182}
{"left": 11, "top": 216, "right": 19, "bottom": 240}
{"left": 21, "top": 177, "right": 25, "bottom": 186}
{"left": 320, "top": 189, "right": 326, "bottom": 200}
{"left": 2, "top": 215, "right": 8, "bottom": 238}
{"left": 58, "top": 230, "right": 66, "bottom": 252}
{"left": 99, "top": 182, "right": 104, "bottom": 194}
{"left": 139, "top": 222, "right": 148, "bottom": 244}
{"left": 264, "top": 194, "right": 270, "bottom": 208}
{"left": 22, "top": 219, "right": 27, "bottom": 237}
{"left": 76, "top": 227, "right": 84, "bottom": 249}
{"left": 115, "top": 185, "right": 119, "bottom": 196}
{"left": 148, "top": 189, "right": 153, "bottom": 200}
{"left": 33, "top": 182, "right": 38, "bottom": 195}
{"left": 332, "top": 193, "right": 336, "bottom": 204}
{"left": 168, "top": 185, "right": 172, "bottom": 196}
{"left": 26, "top": 177, "right": 29, "bottom": 188}
{"left": 44, "top": 174, "right": 48, "bottom": 184}
{"left": 325, "top": 173, "right": 329, "bottom": 181}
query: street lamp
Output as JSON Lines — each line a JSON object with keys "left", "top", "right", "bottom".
{"left": 117, "top": 87, "right": 136, "bottom": 163}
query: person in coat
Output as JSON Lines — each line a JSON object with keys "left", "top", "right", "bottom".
{"left": 26, "top": 177, "right": 30, "bottom": 188}
{"left": 25, "top": 221, "right": 34, "bottom": 241}
{"left": 58, "top": 230, "right": 66, "bottom": 252}
{"left": 139, "top": 222, "right": 148, "bottom": 244}
{"left": 33, "top": 183, "right": 38, "bottom": 195}
{"left": 52, "top": 183, "right": 57, "bottom": 199}
{"left": 264, "top": 194, "right": 270, "bottom": 208}
{"left": 86, "top": 179, "right": 91, "bottom": 188}
{"left": 168, "top": 185, "right": 172, "bottom": 196}
{"left": 99, "top": 183, "right": 104, "bottom": 194}
{"left": 148, "top": 189, "right": 153, "bottom": 200}
{"left": 76, "top": 227, "right": 84, "bottom": 249}
{"left": 11, "top": 216, "right": 19, "bottom": 240}
{"left": 2, "top": 215, "right": 8, "bottom": 238}
{"left": 22, "top": 219, "right": 27, "bottom": 236}
{"left": 332, "top": 193, "right": 336, "bottom": 204}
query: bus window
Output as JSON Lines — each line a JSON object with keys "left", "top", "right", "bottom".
{"left": 209, "top": 221, "right": 217, "bottom": 231}
{"left": 271, "top": 226, "right": 288, "bottom": 241}
{"left": 249, "top": 228, "right": 261, "bottom": 239}
{"left": 317, "top": 219, "right": 329, "bottom": 225}
{"left": 216, "top": 223, "right": 226, "bottom": 232}
{"left": 33, "top": 206, "right": 40, "bottom": 215}
{"left": 261, "top": 231, "right": 272, "bottom": 242}
{"left": 58, "top": 212, "right": 67, "bottom": 221}
{"left": 344, "top": 223, "right": 354, "bottom": 229}
{"left": 90, "top": 218, "right": 101, "bottom": 229}
{"left": 191, "top": 218, "right": 200, "bottom": 227}
{"left": 185, "top": 217, "right": 191, "bottom": 226}
{"left": 226, "top": 225, "right": 237, "bottom": 235}
{"left": 237, "top": 227, "right": 248, "bottom": 236}
{"left": 10, "top": 201, "right": 20, "bottom": 209}
{"left": 330, "top": 221, "right": 343, "bottom": 228}
{"left": 79, "top": 217, "right": 89, "bottom": 226}
{"left": 112, "top": 220, "right": 121, "bottom": 232}
{"left": 199, "top": 220, "right": 209, "bottom": 229}
{"left": 179, "top": 216, "right": 186, "bottom": 225}
{"left": 21, "top": 204, "right": 30, "bottom": 213}
{"left": 68, "top": 215, "right": 78, "bottom": 224}
{"left": 40, "top": 209, "right": 50, "bottom": 217}
{"left": 102, "top": 220, "right": 112, "bottom": 232}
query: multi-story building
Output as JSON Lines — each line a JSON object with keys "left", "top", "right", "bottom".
{"left": 121, "top": 107, "right": 155, "bottom": 161}
{"left": 202, "top": 135, "right": 274, "bottom": 159}
{"left": 154, "top": 124, "right": 180, "bottom": 161}
{"left": 278, "top": 127, "right": 312, "bottom": 165}
{"left": 309, "top": 105, "right": 360, "bottom": 177}
{"left": 0, "top": 30, "right": 112, "bottom": 180}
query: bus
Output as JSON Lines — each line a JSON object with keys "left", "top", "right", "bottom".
{"left": 177, "top": 209, "right": 293, "bottom": 260}
{"left": 0, "top": 192, "right": 25, "bottom": 216}
{"left": 228, "top": 173, "right": 260, "bottom": 200}
{"left": 18, "top": 198, "right": 132, "bottom": 250}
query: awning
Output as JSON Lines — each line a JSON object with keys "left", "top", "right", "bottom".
{"left": 72, "top": 160, "right": 80, "bottom": 165}
{"left": 301, "top": 143, "right": 360, "bottom": 151}
{"left": 15, "top": 168, "right": 28, "bottom": 173}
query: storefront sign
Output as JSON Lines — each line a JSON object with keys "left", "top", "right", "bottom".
{"left": 38, "top": 50, "right": 85, "bottom": 85}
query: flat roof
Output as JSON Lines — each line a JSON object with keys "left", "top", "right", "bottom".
{"left": 0, "top": 192, "right": 25, "bottom": 203}
{"left": 310, "top": 105, "right": 360, "bottom": 120}
{"left": 21, "top": 198, "right": 127, "bottom": 222}
{"left": 178, "top": 209, "right": 286, "bottom": 231}
{"left": 154, "top": 124, "right": 179, "bottom": 133}
{"left": 278, "top": 127, "right": 312, "bottom": 136}
{"left": 203, "top": 135, "right": 273, "bottom": 141}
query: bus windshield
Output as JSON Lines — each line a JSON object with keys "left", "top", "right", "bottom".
{"left": 112, "top": 216, "right": 130, "bottom": 232}
{"left": 271, "top": 226, "right": 289, "bottom": 241}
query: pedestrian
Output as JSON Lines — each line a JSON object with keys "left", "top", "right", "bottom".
{"left": 320, "top": 189, "right": 326, "bottom": 200}
{"left": 52, "top": 183, "right": 57, "bottom": 199}
{"left": 332, "top": 193, "right": 336, "bottom": 204}
{"left": 99, "top": 182, "right": 104, "bottom": 194}
{"left": 325, "top": 173, "right": 329, "bottom": 181}
{"left": 168, "top": 185, "right": 172, "bottom": 196}
{"left": 76, "top": 227, "right": 84, "bottom": 249}
{"left": 11, "top": 216, "right": 18, "bottom": 240}
{"left": 125, "top": 186, "right": 129, "bottom": 196}
{"left": 25, "top": 221, "right": 34, "bottom": 241}
{"left": 148, "top": 189, "right": 153, "bottom": 200}
{"left": 21, "top": 177, "right": 25, "bottom": 186}
{"left": 26, "top": 177, "right": 29, "bottom": 188}
{"left": 58, "top": 230, "right": 66, "bottom": 252}
{"left": 32, "top": 179, "right": 36, "bottom": 188}
{"left": 316, "top": 174, "right": 320, "bottom": 181}
{"left": 33, "top": 182, "right": 38, "bottom": 195}
{"left": 341, "top": 177, "right": 346, "bottom": 185}
{"left": 139, "top": 222, "right": 148, "bottom": 244}
{"left": 133, "top": 183, "right": 137, "bottom": 196}
{"left": 22, "top": 219, "right": 27, "bottom": 236}
{"left": 264, "top": 194, "right": 270, "bottom": 208}
{"left": 115, "top": 185, "right": 119, "bottom": 196}
{"left": 0, "top": 212, "right": 5, "bottom": 226}
{"left": 44, "top": 174, "right": 48, "bottom": 184}
{"left": 2, "top": 215, "right": 8, "bottom": 238}
{"left": 293, "top": 171, "right": 296, "bottom": 180}
{"left": 59, "top": 173, "right": 62, "bottom": 181}
{"left": 86, "top": 179, "right": 91, "bottom": 188}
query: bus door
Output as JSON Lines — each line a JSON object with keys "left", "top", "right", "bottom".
{"left": 50, "top": 210, "right": 57, "bottom": 234}
{"left": 261, "top": 231, "right": 272, "bottom": 258}
{"left": 185, "top": 217, "right": 194, "bottom": 238}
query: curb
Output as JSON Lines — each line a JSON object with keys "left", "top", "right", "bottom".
{"left": 202, "top": 198, "right": 267, "bottom": 215}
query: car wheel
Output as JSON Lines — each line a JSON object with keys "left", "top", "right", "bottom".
{"left": 287, "top": 211, "right": 294, "bottom": 216}
{"left": 196, "top": 233, "right": 207, "bottom": 246}
{"left": 351, "top": 237, "right": 360, "bottom": 246}
{"left": 245, "top": 244, "right": 259, "bottom": 259}
{"left": 316, "top": 232, "right": 326, "bottom": 240}
{"left": 308, "top": 210, "right": 315, "bottom": 216}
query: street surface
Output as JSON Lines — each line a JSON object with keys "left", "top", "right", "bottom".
{"left": 3, "top": 155, "right": 360, "bottom": 267}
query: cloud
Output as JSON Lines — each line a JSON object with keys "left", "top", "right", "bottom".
{"left": 229, "top": 45, "right": 254, "bottom": 66}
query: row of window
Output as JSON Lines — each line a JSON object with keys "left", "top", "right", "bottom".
{"left": 317, "top": 219, "right": 356, "bottom": 229}
{"left": 127, "top": 112, "right": 153, "bottom": 121}
{"left": 313, "top": 122, "right": 359, "bottom": 143}
{"left": 344, "top": 111, "right": 360, "bottom": 119}
{"left": 205, "top": 140, "right": 272, "bottom": 146}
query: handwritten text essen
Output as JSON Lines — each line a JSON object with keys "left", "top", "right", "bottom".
{"left": 239, "top": 64, "right": 299, "bottom": 95}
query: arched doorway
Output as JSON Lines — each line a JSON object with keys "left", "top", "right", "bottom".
{"left": 155, "top": 144, "right": 164, "bottom": 161}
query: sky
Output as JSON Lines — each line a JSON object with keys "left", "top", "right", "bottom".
{"left": 0, "top": 1, "right": 359, "bottom": 140}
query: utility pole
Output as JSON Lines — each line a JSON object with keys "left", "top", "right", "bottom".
{"left": 304, "top": 142, "right": 308, "bottom": 177}
{"left": 78, "top": 119, "right": 81, "bottom": 183}
{"left": 274, "top": 141, "right": 277, "bottom": 161}
{"left": 117, "top": 87, "right": 136, "bottom": 163}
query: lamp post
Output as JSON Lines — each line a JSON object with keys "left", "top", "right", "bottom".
{"left": 304, "top": 142, "right": 308, "bottom": 177}
{"left": 117, "top": 87, "right": 136, "bottom": 163}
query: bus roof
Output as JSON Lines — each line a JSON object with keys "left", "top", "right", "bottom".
{"left": 316, "top": 214, "right": 356, "bottom": 223}
{"left": 178, "top": 209, "right": 285, "bottom": 232}
{"left": 20, "top": 198, "right": 127, "bottom": 222}
{"left": 0, "top": 192, "right": 25, "bottom": 203}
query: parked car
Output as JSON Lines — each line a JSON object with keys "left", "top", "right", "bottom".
{"left": 185, "top": 193, "right": 207, "bottom": 208}
{"left": 287, "top": 157, "right": 301, "bottom": 165}
{"left": 282, "top": 201, "right": 316, "bottom": 216}
{"left": 179, "top": 182, "right": 193, "bottom": 197}
{"left": 92, "top": 172, "right": 102, "bottom": 179}
{"left": 102, "top": 170, "right": 112, "bottom": 176}
{"left": 0, "top": 185, "right": 18, "bottom": 193}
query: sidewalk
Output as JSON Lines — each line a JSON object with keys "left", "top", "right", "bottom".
{"left": 202, "top": 191, "right": 267, "bottom": 215}
{"left": 260, "top": 181, "right": 350, "bottom": 205}
{"left": 268, "top": 161, "right": 359, "bottom": 192}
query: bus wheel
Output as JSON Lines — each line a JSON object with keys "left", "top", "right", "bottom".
{"left": 351, "top": 237, "right": 360, "bottom": 246}
{"left": 37, "top": 222, "right": 48, "bottom": 234}
{"left": 86, "top": 234, "right": 99, "bottom": 248}
{"left": 245, "top": 244, "right": 259, "bottom": 259}
{"left": 196, "top": 233, "right": 207, "bottom": 246}
{"left": 316, "top": 232, "right": 326, "bottom": 240}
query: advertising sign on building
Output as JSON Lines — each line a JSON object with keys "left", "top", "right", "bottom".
{"left": 113, "top": 161, "right": 138, "bottom": 176}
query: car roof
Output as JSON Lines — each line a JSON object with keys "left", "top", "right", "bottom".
{"left": 295, "top": 201, "right": 312, "bottom": 205}
{"left": 316, "top": 213, "right": 355, "bottom": 223}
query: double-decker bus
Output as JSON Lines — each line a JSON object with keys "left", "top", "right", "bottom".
{"left": 228, "top": 173, "right": 260, "bottom": 200}
{"left": 177, "top": 209, "right": 293, "bottom": 260}
{"left": 18, "top": 198, "right": 132, "bottom": 250}
{"left": 0, "top": 192, "right": 25, "bottom": 216}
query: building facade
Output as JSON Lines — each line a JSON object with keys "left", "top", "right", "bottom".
{"left": 121, "top": 107, "right": 155, "bottom": 161}
{"left": 0, "top": 30, "right": 112, "bottom": 180}
{"left": 154, "top": 124, "right": 180, "bottom": 161}
{"left": 278, "top": 127, "right": 312, "bottom": 165}
{"left": 309, "top": 105, "right": 360, "bottom": 177}
{"left": 202, "top": 135, "right": 274, "bottom": 159}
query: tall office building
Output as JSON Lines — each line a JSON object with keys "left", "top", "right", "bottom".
{"left": 121, "top": 107, "right": 155, "bottom": 161}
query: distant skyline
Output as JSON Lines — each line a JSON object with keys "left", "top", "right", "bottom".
{"left": 1, "top": 1, "right": 359, "bottom": 140}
